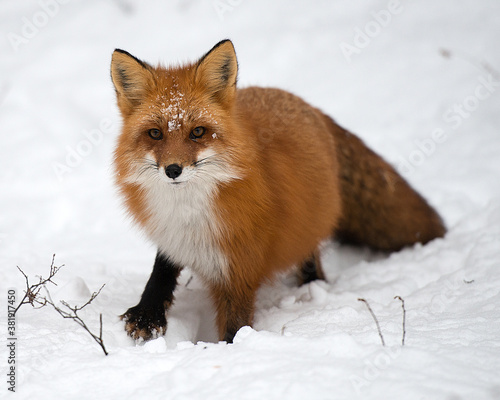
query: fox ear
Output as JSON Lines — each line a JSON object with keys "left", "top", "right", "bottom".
{"left": 195, "top": 40, "right": 238, "bottom": 105}
{"left": 110, "top": 49, "right": 153, "bottom": 114}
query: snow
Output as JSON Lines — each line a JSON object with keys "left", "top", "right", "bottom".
{"left": 1, "top": 0, "right": 500, "bottom": 399}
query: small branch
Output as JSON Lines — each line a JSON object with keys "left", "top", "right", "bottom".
{"left": 439, "top": 48, "right": 500, "bottom": 79}
{"left": 99, "top": 313, "right": 103, "bottom": 342}
{"left": 44, "top": 284, "right": 108, "bottom": 356}
{"left": 14, "top": 254, "right": 63, "bottom": 315}
{"left": 15, "top": 257, "right": 109, "bottom": 356}
{"left": 394, "top": 296, "right": 406, "bottom": 346}
{"left": 358, "top": 298, "right": 385, "bottom": 347}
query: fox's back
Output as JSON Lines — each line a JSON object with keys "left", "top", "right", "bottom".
{"left": 215, "top": 87, "right": 343, "bottom": 271}
{"left": 236, "top": 86, "right": 339, "bottom": 180}
{"left": 236, "top": 87, "right": 340, "bottom": 207}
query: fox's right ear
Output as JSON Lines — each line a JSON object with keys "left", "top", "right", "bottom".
{"left": 110, "top": 49, "right": 153, "bottom": 114}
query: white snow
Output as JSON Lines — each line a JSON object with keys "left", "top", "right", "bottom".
{"left": 1, "top": 1, "right": 500, "bottom": 399}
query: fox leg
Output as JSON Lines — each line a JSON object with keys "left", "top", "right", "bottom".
{"left": 209, "top": 280, "right": 256, "bottom": 343}
{"left": 296, "top": 248, "right": 325, "bottom": 285}
{"left": 121, "top": 250, "right": 182, "bottom": 341}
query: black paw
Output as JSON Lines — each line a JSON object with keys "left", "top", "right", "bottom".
{"left": 120, "top": 303, "right": 167, "bottom": 341}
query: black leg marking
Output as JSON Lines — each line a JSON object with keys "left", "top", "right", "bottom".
{"left": 297, "top": 250, "right": 325, "bottom": 286}
{"left": 224, "top": 330, "right": 237, "bottom": 344}
{"left": 121, "top": 250, "right": 182, "bottom": 341}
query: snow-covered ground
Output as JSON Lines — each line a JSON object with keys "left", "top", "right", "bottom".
{"left": 1, "top": 1, "right": 500, "bottom": 399}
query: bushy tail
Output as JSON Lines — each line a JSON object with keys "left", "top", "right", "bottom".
{"left": 327, "top": 118, "right": 446, "bottom": 251}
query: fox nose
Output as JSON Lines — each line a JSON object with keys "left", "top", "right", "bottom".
{"left": 165, "top": 164, "right": 183, "bottom": 179}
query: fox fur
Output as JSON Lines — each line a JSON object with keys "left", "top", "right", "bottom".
{"left": 110, "top": 40, "right": 446, "bottom": 342}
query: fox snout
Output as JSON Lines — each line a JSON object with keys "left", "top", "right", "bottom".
{"left": 165, "top": 164, "right": 183, "bottom": 180}
{"left": 161, "top": 161, "right": 199, "bottom": 184}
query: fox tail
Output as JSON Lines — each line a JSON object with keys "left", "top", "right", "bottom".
{"left": 328, "top": 118, "right": 446, "bottom": 251}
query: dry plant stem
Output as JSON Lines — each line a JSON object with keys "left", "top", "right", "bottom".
{"left": 394, "top": 296, "right": 406, "bottom": 346}
{"left": 358, "top": 298, "right": 386, "bottom": 347}
{"left": 44, "top": 284, "right": 109, "bottom": 356}
{"left": 14, "top": 254, "right": 63, "bottom": 315}
{"left": 439, "top": 47, "right": 500, "bottom": 79}
{"left": 15, "top": 255, "right": 109, "bottom": 356}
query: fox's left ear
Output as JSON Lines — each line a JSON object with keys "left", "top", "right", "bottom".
{"left": 195, "top": 40, "right": 238, "bottom": 106}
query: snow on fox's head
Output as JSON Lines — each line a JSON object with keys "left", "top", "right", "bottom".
{"left": 111, "top": 40, "right": 241, "bottom": 190}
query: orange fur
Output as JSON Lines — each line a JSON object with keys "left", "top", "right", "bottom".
{"left": 111, "top": 40, "right": 446, "bottom": 342}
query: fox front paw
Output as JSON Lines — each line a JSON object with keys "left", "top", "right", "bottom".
{"left": 120, "top": 303, "right": 167, "bottom": 341}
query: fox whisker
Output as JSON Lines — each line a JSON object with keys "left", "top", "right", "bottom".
{"left": 193, "top": 153, "right": 223, "bottom": 167}
{"left": 135, "top": 158, "right": 159, "bottom": 180}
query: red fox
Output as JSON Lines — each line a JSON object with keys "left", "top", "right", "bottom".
{"left": 110, "top": 40, "right": 446, "bottom": 343}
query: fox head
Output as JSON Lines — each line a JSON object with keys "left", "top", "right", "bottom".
{"left": 111, "top": 40, "right": 243, "bottom": 193}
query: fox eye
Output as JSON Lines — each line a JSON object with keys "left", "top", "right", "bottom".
{"left": 148, "top": 129, "right": 163, "bottom": 140}
{"left": 190, "top": 126, "right": 206, "bottom": 140}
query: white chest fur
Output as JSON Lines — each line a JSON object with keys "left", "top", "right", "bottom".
{"left": 143, "top": 180, "right": 228, "bottom": 282}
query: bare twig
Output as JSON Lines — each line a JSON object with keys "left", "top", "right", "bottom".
{"left": 439, "top": 48, "right": 500, "bottom": 79}
{"left": 15, "top": 256, "right": 109, "bottom": 356}
{"left": 100, "top": 313, "right": 103, "bottom": 341}
{"left": 358, "top": 298, "right": 385, "bottom": 347}
{"left": 14, "top": 254, "right": 63, "bottom": 315}
{"left": 394, "top": 296, "right": 406, "bottom": 346}
{"left": 44, "top": 284, "right": 108, "bottom": 356}
{"left": 439, "top": 48, "right": 451, "bottom": 59}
